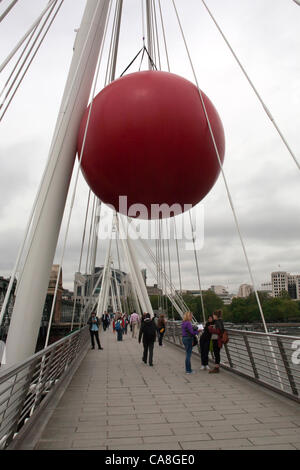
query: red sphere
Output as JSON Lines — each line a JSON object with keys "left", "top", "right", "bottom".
{"left": 77, "top": 71, "right": 225, "bottom": 219}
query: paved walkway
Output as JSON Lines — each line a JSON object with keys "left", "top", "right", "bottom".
{"left": 28, "top": 328, "right": 300, "bottom": 450}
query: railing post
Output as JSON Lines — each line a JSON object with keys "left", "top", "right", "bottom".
{"left": 243, "top": 334, "right": 259, "bottom": 379}
{"left": 224, "top": 343, "right": 234, "bottom": 369}
{"left": 277, "top": 337, "right": 298, "bottom": 396}
{"left": 172, "top": 322, "right": 176, "bottom": 344}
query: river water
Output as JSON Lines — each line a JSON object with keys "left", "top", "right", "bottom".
{"left": 225, "top": 323, "right": 300, "bottom": 337}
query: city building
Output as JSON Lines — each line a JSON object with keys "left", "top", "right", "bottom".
{"left": 74, "top": 266, "right": 132, "bottom": 311}
{"left": 147, "top": 284, "right": 163, "bottom": 296}
{"left": 287, "top": 274, "right": 300, "bottom": 300}
{"left": 209, "top": 285, "right": 233, "bottom": 305}
{"left": 271, "top": 271, "right": 300, "bottom": 299}
{"left": 62, "top": 288, "right": 74, "bottom": 301}
{"left": 237, "top": 284, "right": 254, "bottom": 298}
{"left": 260, "top": 282, "right": 273, "bottom": 295}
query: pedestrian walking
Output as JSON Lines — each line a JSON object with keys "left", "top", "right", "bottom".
{"left": 199, "top": 315, "right": 213, "bottom": 370}
{"left": 208, "top": 310, "right": 225, "bottom": 374}
{"left": 102, "top": 312, "right": 109, "bottom": 331}
{"left": 130, "top": 311, "right": 140, "bottom": 338}
{"left": 87, "top": 312, "right": 103, "bottom": 350}
{"left": 181, "top": 311, "right": 199, "bottom": 374}
{"left": 106, "top": 312, "right": 110, "bottom": 330}
{"left": 124, "top": 313, "right": 129, "bottom": 334}
{"left": 157, "top": 314, "right": 166, "bottom": 346}
{"left": 138, "top": 313, "right": 156, "bottom": 366}
{"left": 113, "top": 314, "right": 125, "bottom": 341}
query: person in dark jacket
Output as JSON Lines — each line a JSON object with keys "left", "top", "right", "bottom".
{"left": 199, "top": 315, "right": 213, "bottom": 370}
{"left": 138, "top": 313, "right": 156, "bottom": 366}
{"left": 87, "top": 312, "right": 103, "bottom": 350}
{"left": 208, "top": 310, "right": 225, "bottom": 374}
{"left": 157, "top": 314, "right": 166, "bottom": 346}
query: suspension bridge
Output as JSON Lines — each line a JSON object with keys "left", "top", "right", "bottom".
{"left": 0, "top": 0, "right": 300, "bottom": 451}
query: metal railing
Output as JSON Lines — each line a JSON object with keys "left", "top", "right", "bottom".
{"left": 1, "top": 321, "right": 299, "bottom": 450}
{"left": 165, "top": 321, "right": 300, "bottom": 403}
{"left": 0, "top": 326, "right": 90, "bottom": 449}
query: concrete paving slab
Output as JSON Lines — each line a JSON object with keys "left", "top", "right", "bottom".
{"left": 19, "top": 330, "right": 300, "bottom": 450}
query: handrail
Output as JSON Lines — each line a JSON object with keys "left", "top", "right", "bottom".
{"left": 0, "top": 326, "right": 89, "bottom": 449}
{"left": 165, "top": 321, "right": 300, "bottom": 403}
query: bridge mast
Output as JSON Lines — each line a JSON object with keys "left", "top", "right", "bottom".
{"left": 4, "top": 0, "right": 110, "bottom": 367}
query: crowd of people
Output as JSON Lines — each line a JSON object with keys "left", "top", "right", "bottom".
{"left": 87, "top": 308, "right": 226, "bottom": 374}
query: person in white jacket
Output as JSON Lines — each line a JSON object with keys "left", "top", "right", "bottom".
{"left": 130, "top": 311, "right": 140, "bottom": 338}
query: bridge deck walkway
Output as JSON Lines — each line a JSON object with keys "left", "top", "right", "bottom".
{"left": 20, "top": 328, "right": 300, "bottom": 450}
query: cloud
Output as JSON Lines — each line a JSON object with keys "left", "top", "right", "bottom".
{"left": 1, "top": 0, "right": 300, "bottom": 300}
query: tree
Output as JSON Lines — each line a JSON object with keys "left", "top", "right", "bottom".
{"left": 224, "top": 292, "right": 300, "bottom": 324}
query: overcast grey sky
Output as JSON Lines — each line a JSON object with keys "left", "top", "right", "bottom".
{"left": 0, "top": 0, "right": 300, "bottom": 294}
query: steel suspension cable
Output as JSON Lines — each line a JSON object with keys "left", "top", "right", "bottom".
{"left": 1, "top": 1, "right": 112, "bottom": 331}
{"left": 152, "top": 0, "right": 161, "bottom": 70}
{"left": 110, "top": 0, "right": 123, "bottom": 82}
{"left": 173, "top": 217, "right": 182, "bottom": 295}
{"left": 149, "top": 0, "right": 159, "bottom": 69}
{"left": 0, "top": 0, "right": 57, "bottom": 73}
{"left": 137, "top": 232, "right": 190, "bottom": 313}
{"left": 70, "top": 189, "right": 92, "bottom": 332}
{"left": 165, "top": 219, "right": 175, "bottom": 319}
{"left": 0, "top": 0, "right": 19, "bottom": 23}
{"left": 1, "top": 0, "right": 64, "bottom": 121}
{"left": 200, "top": 0, "right": 300, "bottom": 172}
{"left": 161, "top": 220, "right": 166, "bottom": 312}
{"left": 145, "top": 0, "right": 153, "bottom": 68}
{"left": 88, "top": 0, "right": 122, "bottom": 305}
{"left": 104, "top": 0, "right": 119, "bottom": 85}
{"left": 188, "top": 210, "right": 206, "bottom": 322}
{"left": 89, "top": 200, "right": 102, "bottom": 280}
{"left": 157, "top": 0, "right": 170, "bottom": 72}
{"left": 0, "top": 21, "right": 39, "bottom": 102}
{"left": 12, "top": 5, "right": 109, "bottom": 294}
{"left": 78, "top": 190, "right": 92, "bottom": 273}
{"left": 135, "top": 236, "right": 190, "bottom": 318}
{"left": 135, "top": 238, "right": 183, "bottom": 313}
{"left": 115, "top": 216, "right": 126, "bottom": 312}
{"left": 141, "top": 0, "right": 146, "bottom": 44}
{"left": 172, "top": 0, "right": 268, "bottom": 333}
{"left": 85, "top": 195, "right": 96, "bottom": 275}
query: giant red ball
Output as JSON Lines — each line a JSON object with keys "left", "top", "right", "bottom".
{"left": 77, "top": 71, "right": 225, "bottom": 219}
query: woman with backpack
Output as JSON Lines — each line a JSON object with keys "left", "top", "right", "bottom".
{"left": 113, "top": 313, "right": 125, "bottom": 341}
{"left": 208, "top": 310, "right": 225, "bottom": 374}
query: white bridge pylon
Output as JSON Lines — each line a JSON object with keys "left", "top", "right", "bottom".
{"left": 3, "top": 0, "right": 111, "bottom": 368}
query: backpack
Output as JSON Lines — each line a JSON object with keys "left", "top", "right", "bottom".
{"left": 221, "top": 329, "right": 229, "bottom": 345}
{"left": 115, "top": 320, "right": 121, "bottom": 331}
